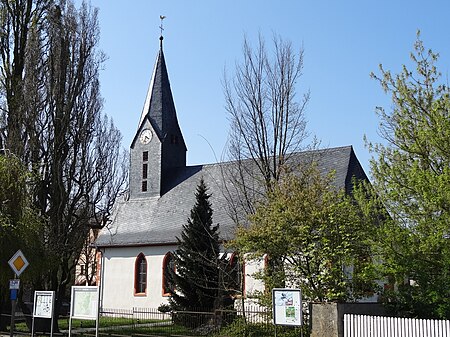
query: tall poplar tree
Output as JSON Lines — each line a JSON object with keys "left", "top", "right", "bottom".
{"left": 0, "top": 0, "right": 127, "bottom": 326}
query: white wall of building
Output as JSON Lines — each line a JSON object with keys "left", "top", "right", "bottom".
{"left": 99, "top": 245, "right": 381, "bottom": 310}
{"left": 99, "top": 246, "right": 267, "bottom": 310}
{"left": 100, "top": 245, "right": 177, "bottom": 309}
{"left": 243, "top": 256, "right": 265, "bottom": 297}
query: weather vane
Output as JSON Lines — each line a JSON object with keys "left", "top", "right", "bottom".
{"left": 159, "top": 15, "right": 166, "bottom": 38}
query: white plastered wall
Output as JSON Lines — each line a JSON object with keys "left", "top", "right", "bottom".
{"left": 100, "top": 245, "right": 177, "bottom": 309}
{"left": 99, "top": 247, "right": 267, "bottom": 310}
{"left": 243, "top": 255, "right": 265, "bottom": 297}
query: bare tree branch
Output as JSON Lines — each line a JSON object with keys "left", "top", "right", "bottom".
{"left": 222, "top": 33, "right": 314, "bottom": 222}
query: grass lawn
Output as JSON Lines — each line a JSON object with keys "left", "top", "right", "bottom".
{"left": 59, "top": 317, "right": 166, "bottom": 330}
{"left": 11, "top": 316, "right": 170, "bottom": 334}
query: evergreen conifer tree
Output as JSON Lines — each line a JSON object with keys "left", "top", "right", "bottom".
{"left": 168, "top": 178, "right": 223, "bottom": 311}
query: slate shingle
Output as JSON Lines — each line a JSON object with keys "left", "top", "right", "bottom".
{"left": 95, "top": 145, "right": 367, "bottom": 248}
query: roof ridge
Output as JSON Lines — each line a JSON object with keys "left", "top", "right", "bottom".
{"left": 188, "top": 145, "right": 354, "bottom": 168}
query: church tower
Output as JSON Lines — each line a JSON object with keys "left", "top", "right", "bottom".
{"left": 129, "top": 36, "right": 187, "bottom": 199}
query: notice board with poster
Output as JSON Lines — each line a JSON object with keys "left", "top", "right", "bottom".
{"left": 70, "top": 286, "right": 99, "bottom": 320}
{"left": 272, "top": 288, "right": 302, "bottom": 326}
{"left": 34, "top": 291, "right": 54, "bottom": 318}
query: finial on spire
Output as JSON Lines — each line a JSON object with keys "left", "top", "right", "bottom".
{"left": 159, "top": 15, "right": 166, "bottom": 46}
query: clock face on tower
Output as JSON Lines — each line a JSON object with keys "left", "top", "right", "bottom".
{"left": 139, "top": 129, "right": 153, "bottom": 144}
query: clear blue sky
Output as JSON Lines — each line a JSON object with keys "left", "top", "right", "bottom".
{"left": 85, "top": 0, "right": 450, "bottom": 177}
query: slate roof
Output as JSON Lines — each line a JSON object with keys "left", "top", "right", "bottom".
{"left": 133, "top": 42, "right": 186, "bottom": 151}
{"left": 95, "top": 145, "right": 368, "bottom": 248}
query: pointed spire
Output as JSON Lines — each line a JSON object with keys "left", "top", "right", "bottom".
{"left": 130, "top": 26, "right": 186, "bottom": 198}
{"left": 138, "top": 16, "right": 175, "bottom": 135}
{"left": 139, "top": 47, "right": 174, "bottom": 136}
{"left": 138, "top": 31, "right": 185, "bottom": 152}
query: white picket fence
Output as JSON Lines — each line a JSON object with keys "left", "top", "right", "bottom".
{"left": 344, "top": 314, "right": 450, "bottom": 337}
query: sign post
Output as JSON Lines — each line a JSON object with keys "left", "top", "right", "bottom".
{"left": 8, "top": 250, "right": 29, "bottom": 337}
{"left": 8, "top": 279, "right": 20, "bottom": 337}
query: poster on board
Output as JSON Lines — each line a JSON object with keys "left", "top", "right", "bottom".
{"left": 272, "top": 288, "right": 302, "bottom": 326}
{"left": 70, "top": 286, "right": 99, "bottom": 320}
{"left": 34, "top": 291, "right": 54, "bottom": 319}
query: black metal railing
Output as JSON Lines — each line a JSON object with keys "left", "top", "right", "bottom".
{"left": 1, "top": 305, "right": 304, "bottom": 337}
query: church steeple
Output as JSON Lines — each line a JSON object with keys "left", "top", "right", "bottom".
{"left": 129, "top": 35, "right": 187, "bottom": 199}
{"left": 138, "top": 37, "right": 177, "bottom": 136}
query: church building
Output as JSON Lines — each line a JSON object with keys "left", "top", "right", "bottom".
{"left": 94, "top": 37, "right": 370, "bottom": 310}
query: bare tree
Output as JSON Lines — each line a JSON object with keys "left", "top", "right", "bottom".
{"left": 222, "top": 34, "right": 312, "bottom": 219}
{"left": 0, "top": 0, "right": 127, "bottom": 326}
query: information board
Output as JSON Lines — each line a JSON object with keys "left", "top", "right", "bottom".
{"left": 272, "top": 288, "right": 302, "bottom": 326}
{"left": 34, "top": 291, "right": 54, "bottom": 319}
{"left": 70, "top": 286, "right": 99, "bottom": 320}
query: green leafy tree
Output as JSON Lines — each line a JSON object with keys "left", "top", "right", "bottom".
{"left": 369, "top": 33, "right": 450, "bottom": 318}
{"left": 168, "top": 178, "right": 225, "bottom": 312}
{"left": 231, "top": 165, "right": 378, "bottom": 305}
{"left": 0, "top": 154, "right": 43, "bottom": 330}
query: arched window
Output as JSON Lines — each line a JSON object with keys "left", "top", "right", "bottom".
{"left": 229, "top": 253, "right": 245, "bottom": 297}
{"left": 135, "top": 253, "right": 147, "bottom": 295}
{"left": 162, "top": 252, "right": 175, "bottom": 296}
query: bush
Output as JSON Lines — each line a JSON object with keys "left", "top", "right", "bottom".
{"left": 158, "top": 303, "right": 172, "bottom": 313}
{"left": 215, "top": 318, "right": 307, "bottom": 337}
{"left": 172, "top": 310, "right": 211, "bottom": 330}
